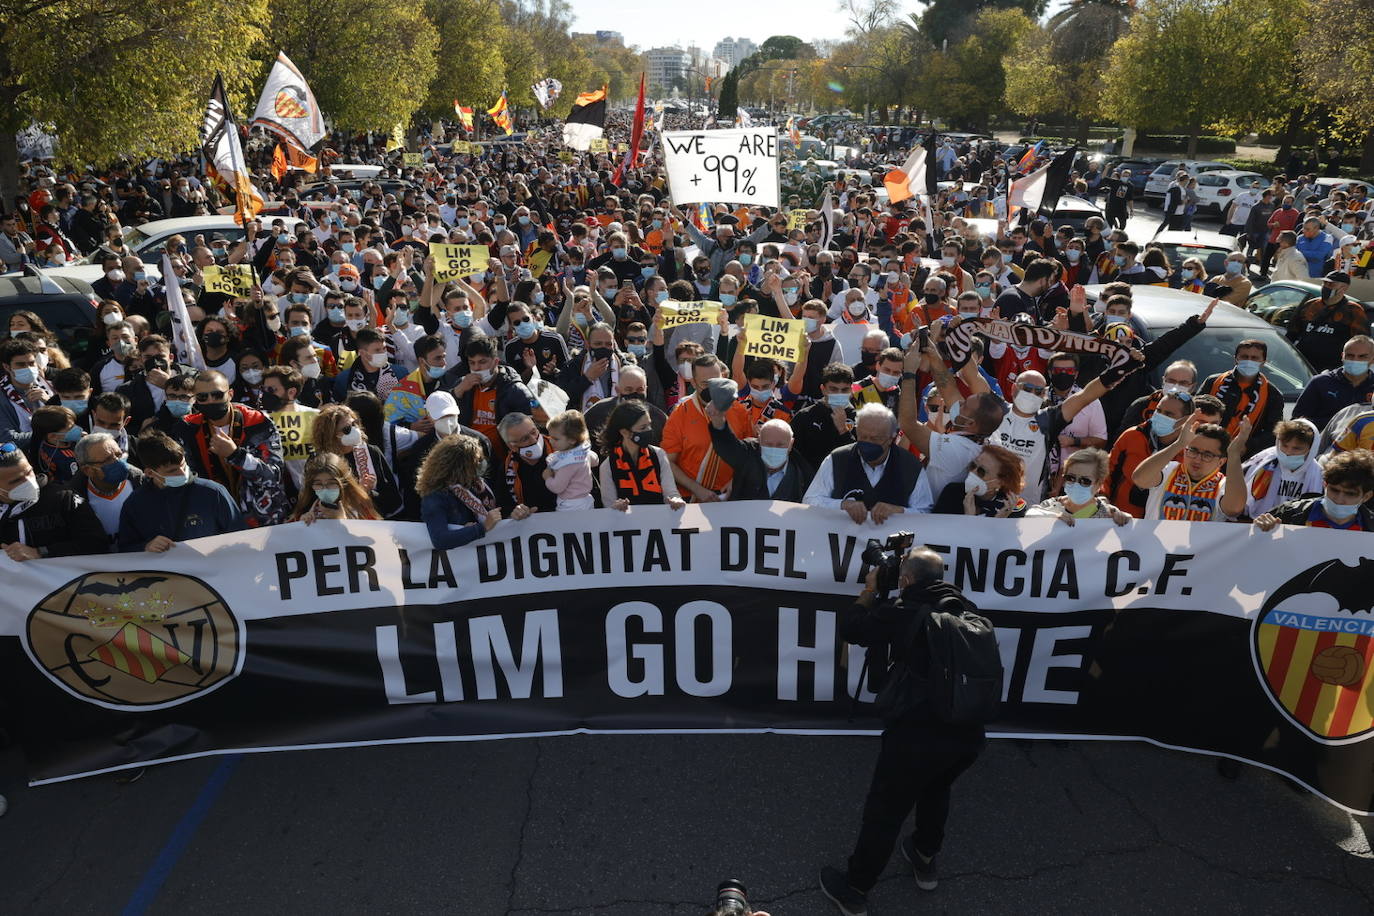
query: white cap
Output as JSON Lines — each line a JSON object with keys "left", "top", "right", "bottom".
{"left": 425, "top": 391, "right": 460, "bottom": 420}
{"left": 1341, "top": 235, "right": 1359, "bottom": 248}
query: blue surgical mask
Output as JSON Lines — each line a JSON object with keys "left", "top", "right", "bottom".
{"left": 1342, "top": 223, "right": 1355, "bottom": 233}
{"left": 166, "top": 399, "right": 193, "bottom": 417}
{"left": 628, "top": 343, "right": 648, "bottom": 357}
{"left": 458, "top": 218, "right": 470, "bottom": 227}
{"left": 655, "top": 290, "right": 669, "bottom": 303}
{"left": 425, "top": 364, "right": 447, "bottom": 380}
{"left": 1277, "top": 452, "right": 1307, "bottom": 471}
{"left": 899, "top": 332, "right": 912, "bottom": 350}
{"left": 827, "top": 392, "right": 851, "bottom": 409}
{"left": 162, "top": 471, "right": 190, "bottom": 488}
{"left": 328, "top": 307, "right": 345, "bottom": 323}
{"left": 1113, "top": 254, "right": 1126, "bottom": 267}
{"left": 1224, "top": 261, "right": 1242, "bottom": 274}
{"left": 651, "top": 219, "right": 663, "bottom": 229}
{"left": 1322, "top": 497, "right": 1359, "bottom": 520}
{"left": 62, "top": 426, "right": 83, "bottom": 444}
{"left": 314, "top": 487, "right": 341, "bottom": 506}
{"left": 514, "top": 320, "right": 536, "bottom": 339}
{"left": 856, "top": 440, "right": 886, "bottom": 463}
{"left": 1343, "top": 359, "right": 1370, "bottom": 377}
{"left": 12, "top": 366, "right": 38, "bottom": 385}
{"left": 533, "top": 291, "right": 545, "bottom": 305}
{"left": 975, "top": 285, "right": 991, "bottom": 298}
{"left": 1150, "top": 413, "right": 1178, "bottom": 437}
{"left": 1235, "top": 359, "right": 1262, "bottom": 377}
{"left": 372, "top": 275, "right": 388, "bottom": 290}
{"left": 573, "top": 313, "right": 589, "bottom": 328}
{"left": 61, "top": 398, "right": 88, "bottom": 414}
{"left": 289, "top": 325, "right": 309, "bottom": 337}
{"left": 102, "top": 458, "right": 130, "bottom": 484}
{"left": 749, "top": 385, "right": 772, "bottom": 402}
{"left": 453, "top": 311, "right": 473, "bottom": 329}
{"left": 739, "top": 253, "right": 753, "bottom": 266}
{"left": 518, "top": 215, "right": 531, "bottom": 225}
{"left": 612, "top": 247, "right": 627, "bottom": 259}
{"left": 1001, "top": 253, "right": 1012, "bottom": 264}
{"left": 760, "top": 445, "right": 789, "bottom": 468}
{"left": 804, "top": 317, "right": 820, "bottom": 332}
{"left": 341, "top": 242, "right": 356, "bottom": 254}
{"left": 1063, "top": 482, "right": 1095, "bottom": 505}
{"left": 290, "top": 292, "right": 308, "bottom": 304}
{"left": 719, "top": 293, "right": 737, "bottom": 307}
{"left": 277, "top": 233, "right": 290, "bottom": 244}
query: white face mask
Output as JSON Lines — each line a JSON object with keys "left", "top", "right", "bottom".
{"left": 339, "top": 426, "right": 363, "bottom": 448}
{"left": 1014, "top": 390, "right": 1044, "bottom": 414}
{"left": 266, "top": 316, "right": 282, "bottom": 332}
{"left": 240, "top": 368, "right": 264, "bottom": 386}
{"left": 846, "top": 301, "right": 866, "bottom": 316}
{"left": 474, "top": 367, "right": 496, "bottom": 384}
{"left": 299, "top": 361, "right": 322, "bottom": 380}
{"left": 519, "top": 438, "right": 544, "bottom": 460}
{"left": 434, "top": 415, "right": 460, "bottom": 437}
{"left": 964, "top": 471, "right": 989, "bottom": 496}
{"left": 102, "top": 312, "right": 122, "bottom": 327}
{"left": 345, "top": 318, "right": 367, "bottom": 332}
{"left": 677, "top": 360, "right": 693, "bottom": 380}
{"left": 366, "top": 352, "right": 389, "bottom": 369}
{"left": 0, "top": 467, "right": 41, "bottom": 504}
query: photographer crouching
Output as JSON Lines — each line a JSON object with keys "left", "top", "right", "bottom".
{"left": 820, "top": 539, "right": 1001, "bottom": 916}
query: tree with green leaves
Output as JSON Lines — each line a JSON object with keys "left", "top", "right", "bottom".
{"left": 269, "top": 0, "right": 438, "bottom": 132}
{"left": 924, "top": 8, "right": 1034, "bottom": 130}
{"left": 0, "top": 0, "right": 268, "bottom": 205}
{"left": 1296, "top": 0, "right": 1374, "bottom": 169}
{"left": 911, "top": 0, "right": 1047, "bottom": 47}
{"left": 423, "top": 0, "right": 508, "bottom": 120}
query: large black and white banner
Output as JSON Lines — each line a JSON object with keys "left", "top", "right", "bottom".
{"left": 2, "top": 505, "right": 1372, "bottom": 815}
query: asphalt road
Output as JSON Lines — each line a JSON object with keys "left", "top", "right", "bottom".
{"left": 3, "top": 732, "right": 1371, "bottom": 915}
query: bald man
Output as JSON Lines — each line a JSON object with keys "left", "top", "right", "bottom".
{"left": 706, "top": 407, "right": 815, "bottom": 502}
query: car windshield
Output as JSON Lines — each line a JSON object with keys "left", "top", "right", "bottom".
{"left": 1157, "top": 326, "right": 1312, "bottom": 400}
{"left": 1159, "top": 243, "right": 1230, "bottom": 276}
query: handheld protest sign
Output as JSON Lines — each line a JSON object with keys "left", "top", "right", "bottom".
{"left": 402, "top": 152, "right": 422, "bottom": 166}
{"left": 661, "top": 127, "right": 780, "bottom": 207}
{"left": 658, "top": 300, "right": 721, "bottom": 328}
{"left": 589, "top": 138, "right": 609, "bottom": 153}
{"left": 743, "top": 314, "right": 805, "bottom": 363}
{"left": 202, "top": 264, "right": 253, "bottom": 298}
{"left": 787, "top": 209, "right": 810, "bottom": 231}
{"left": 430, "top": 242, "right": 491, "bottom": 282}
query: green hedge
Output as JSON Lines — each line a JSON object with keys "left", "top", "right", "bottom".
{"left": 1137, "top": 134, "right": 1237, "bottom": 154}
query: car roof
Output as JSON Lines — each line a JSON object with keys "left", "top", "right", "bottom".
{"left": 129, "top": 216, "right": 247, "bottom": 235}
{"left": 1081, "top": 284, "right": 1272, "bottom": 329}
{"left": 1206, "top": 170, "right": 1264, "bottom": 179}
{"left": 1150, "top": 229, "right": 1241, "bottom": 249}
{"left": 0, "top": 271, "right": 96, "bottom": 298}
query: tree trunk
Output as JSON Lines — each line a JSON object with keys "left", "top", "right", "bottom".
{"left": 1185, "top": 120, "right": 1200, "bottom": 159}
{"left": 1076, "top": 114, "right": 1091, "bottom": 146}
{"left": 0, "top": 132, "right": 18, "bottom": 213}
{"left": 1274, "top": 105, "right": 1303, "bottom": 166}
{"left": 1359, "top": 127, "right": 1374, "bottom": 174}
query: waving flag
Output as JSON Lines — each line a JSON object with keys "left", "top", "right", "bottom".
{"left": 200, "top": 74, "right": 263, "bottom": 225}
{"left": 883, "top": 133, "right": 937, "bottom": 205}
{"left": 454, "top": 103, "right": 474, "bottom": 132}
{"left": 532, "top": 78, "right": 563, "bottom": 110}
{"left": 271, "top": 143, "right": 318, "bottom": 182}
{"left": 610, "top": 73, "right": 645, "bottom": 187}
{"left": 163, "top": 255, "right": 206, "bottom": 370}
{"left": 562, "top": 86, "right": 607, "bottom": 151}
{"left": 1017, "top": 140, "right": 1046, "bottom": 175}
{"left": 385, "top": 123, "right": 404, "bottom": 153}
{"left": 488, "top": 92, "right": 514, "bottom": 136}
{"left": 251, "top": 52, "right": 325, "bottom": 152}
{"left": 787, "top": 116, "right": 801, "bottom": 145}
{"left": 1009, "top": 146, "right": 1078, "bottom": 219}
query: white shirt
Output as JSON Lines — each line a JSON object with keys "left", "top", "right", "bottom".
{"left": 995, "top": 408, "right": 1050, "bottom": 503}
{"left": 99, "top": 359, "right": 128, "bottom": 394}
{"left": 1144, "top": 460, "right": 1232, "bottom": 521}
{"left": 924, "top": 431, "right": 983, "bottom": 498}
{"left": 1229, "top": 189, "right": 1260, "bottom": 225}
{"left": 85, "top": 479, "right": 133, "bottom": 537}
{"left": 803, "top": 450, "right": 934, "bottom": 513}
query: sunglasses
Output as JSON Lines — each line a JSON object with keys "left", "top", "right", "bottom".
{"left": 1062, "top": 474, "right": 1095, "bottom": 488}
{"left": 1019, "top": 384, "right": 1047, "bottom": 396}
{"left": 968, "top": 462, "right": 994, "bottom": 479}
{"left": 194, "top": 391, "right": 228, "bottom": 403}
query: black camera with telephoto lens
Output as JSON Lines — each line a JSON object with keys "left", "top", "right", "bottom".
{"left": 862, "top": 531, "right": 916, "bottom": 596}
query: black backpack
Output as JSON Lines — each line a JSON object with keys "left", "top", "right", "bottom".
{"left": 871, "top": 591, "right": 1003, "bottom": 726}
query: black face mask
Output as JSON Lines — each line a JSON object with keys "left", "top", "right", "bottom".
{"left": 817, "top": 264, "right": 832, "bottom": 276}
{"left": 923, "top": 293, "right": 941, "bottom": 305}
{"left": 144, "top": 356, "right": 169, "bottom": 373}
{"left": 259, "top": 391, "right": 284, "bottom": 412}
{"left": 860, "top": 351, "right": 878, "bottom": 366}
{"left": 621, "top": 391, "right": 646, "bottom": 401}
{"left": 1050, "top": 370, "right": 1077, "bottom": 391}
{"left": 203, "top": 332, "right": 226, "bottom": 348}
{"left": 197, "top": 400, "right": 229, "bottom": 421}
{"left": 630, "top": 429, "right": 658, "bottom": 447}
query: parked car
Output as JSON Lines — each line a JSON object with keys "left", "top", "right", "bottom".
{"left": 41, "top": 215, "right": 305, "bottom": 285}
{"left": 1047, "top": 194, "right": 1106, "bottom": 233}
{"left": 1145, "top": 230, "right": 1253, "bottom": 280}
{"left": 1311, "top": 177, "right": 1374, "bottom": 200}
{"left": 1194, "top": 170, "right": 1266, "bottom": 216}
{"left": 1084, "top": 285, "right": 1313, "bottom": 410}
{"left": 1101, "top": 158, "right": 1163, "bottom": 193}
{"left": 1144, "top": 160, "right": 1233, "bottom": 202}
{"left": 0, "top": 268, "right": 102, "bottom": 362}
{"left": 1246, "top": 279, "right": 1369, "bottom": 327}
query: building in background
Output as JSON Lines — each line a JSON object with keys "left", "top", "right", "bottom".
{"left": 646, "top": 47, "right": 689, "bottom": 92}
{"left": 713, "top": 37, "right": 757, "bottom": 68}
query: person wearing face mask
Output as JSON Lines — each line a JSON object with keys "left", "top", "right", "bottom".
{"left": 1241, "top": 418, "right": 1324, "bottom": 518}
{"left": 385, "top": 335, "right": 455, "bottom": 432}
{"left": 1200, "top": 338, "right": 1285, "bottom": 457}
{"left": 176, "top": 369, "right": 288, "bottom": 527}
{"left": 452, "top": 335, "right": 546, "bottom": 460}
{"left": 1294, "top": 217, "right": 1336, "bottom": 279}
{"left": 88, "top": 320, "right": 140, "bottom": 394}
{"left": 804, "top": 402, "right": 933, "bottom": 522}
{"left": 1103, "top": 392, "right": 1224, "bottom": 518}
{"left": 310, "top": 403, "right": 402, "bottom": 519}
{"left": 232, "top": 350, "right": 271, "bottom": 409}
{"left": 1293, "top": 335, "right": 1374, "bottom": 431}
{"left": 494, "top": 411, "right": 558, "bottom": 515}
{"left": 260, "top": 365, "right": 318, "bottom": 497}
{"left": 69, "top": 431, "right": 146, "bottom": 547}
{"left": 597, "top": 400, "right": 686, "bottom": 510}
{"left": 850, "top": 330, "right": 890, "bottom": 384}
{"left": 993, "top": 258, "right": 1055, "bottom": 322}
{"left": 0, "top": 338, "right": 54, "bottom": 439}
{"left": 1025, "top": 447, "right": 1131, "bottom": 525}
{"left": 1203, "top": 252, "right": 1253, "bottom": 306}
{"left": 195, "top": 316, "right": 239, "bottom": 383}
{"left": 662, "top": 356, "right": 755, "bottom": 503}
{"left": 1044, "top": 352, "right": 1107, "bottom": 487}
{"left": 288, "top": 452, "right": 379, "bottom": 523}
{"left": 932, "top": 443, "right": 1028, "bottom": 517}
{"left": 706, "top": 399, "right": 815, "bottom": 502}
{"left": 852, "top": 347, "right": 906, "bottom": 415}
{"left": 0, "top": 440, "right": 106, "bottom": 563}
{"left": 333, "top": 329, "right": 402, "bottom": 402}
{"left": 313, "top": 296, "right": 367, "bottom": 355}
{"left": 581, "top": 364, "right": 669, "bottom": 444}
{"left": 1253, "top": 448, "right": 1374, "bottom": 532}
{"left": 24, "top": 405, "right": 83, "bottom": 484}
{"left": 684, "top": 213, "right": 769, "bottom": 280}
{"left": 1286, "top": 271, "right": 1369, "bottom": 371}
{"left": 995, "top": 346, "right": 1145, "bottom": 503}
{"left": 116, "top": 430, "right": 243, "bottom": 552}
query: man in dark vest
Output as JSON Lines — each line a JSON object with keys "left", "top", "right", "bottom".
{"left": 804, "top": 403, "right": 933, "bottom": 522}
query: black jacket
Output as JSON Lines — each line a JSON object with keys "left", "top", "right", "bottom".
{"left": 0, "top": 479, "right": 107, "bottom": 557}
{"left": 708, "top": 422, "right": 815, "bottom": 502}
